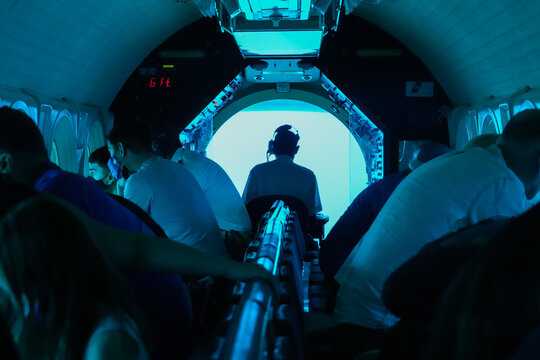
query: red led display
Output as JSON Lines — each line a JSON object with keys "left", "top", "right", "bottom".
{"left": 148, "top": 77, "right": 172, "bottom": 88}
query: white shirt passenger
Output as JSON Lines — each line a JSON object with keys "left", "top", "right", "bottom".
{"left": 171, "top": 148, "right": 251, "bottom": 232}
{"left": 124, "top": 156, "right": 225, "bottom": 255}
{"left": 243, "top": 155, "right": 322, "bottom": 216}
{"left": 334, "top": 145, "right": 528, "bottom": 329}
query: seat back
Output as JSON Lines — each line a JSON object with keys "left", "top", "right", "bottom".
{"left": 246, "top": 195, "right": 309, "bottom": 233}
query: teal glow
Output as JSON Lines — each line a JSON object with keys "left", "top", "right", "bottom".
{"left": 206, "top": 100, "right": 367, "bottom": 232}
{"left": 233, "top": 30, "right": 323, "bottom": 57}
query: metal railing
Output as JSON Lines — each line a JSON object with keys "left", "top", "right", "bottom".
{"left": 219, "top": 200, "right": 289, "bottom": 360}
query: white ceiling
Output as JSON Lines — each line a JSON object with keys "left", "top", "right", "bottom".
{"left": 0, "top": 0, "right": 202, "bottom": 107}
{"left": 352, "top": 0, "right": 540, "bottom": 105}
{"left": 1, "top": 0, "right": 539, "bottom": 108}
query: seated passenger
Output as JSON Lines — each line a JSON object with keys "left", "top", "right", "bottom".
{"left": 334, "top": 110, "right": 540, "bottom": 331}
{"left": 379, "top": 217, "right": 509, "bottom": 360}
{"left": 421, "top": 203, "right": 540, "bottom": 360}
{"left": 88, "top": 147, "right": 167, "bottom": 238}
{"left": 88, "top": 146, "right": 119, "bottom": 195}
{"left": 0, "top": 197, "right": 148, "bottom": 359}
{"left": 171, "top": 146, "right": 252, "bottom": 260}
{"left": 0, "top": 107, "right": 192, "bottom": 359}
{"left": 0, "top": 180, "right": 278, "bottom": 358}
{"left": 242, "top": 125, "right": 322, "bottom": 217}
{"left": 319, "top": 141, "right": 450, "bottom": 278}
{"left": 171, "top": 146, "right": 251, "bottom": 234}
{"left": 107, "top": 120, "right": 226, "bottom": 255}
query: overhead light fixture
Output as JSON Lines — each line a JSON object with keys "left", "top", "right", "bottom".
{"left": 215, "top": 0, "right": 342, "bottom": 58}
{"left": 301, "top": 74, "right": 313, "bottom": 81}
{"left": 253, "top": 75, "right": 265, "bottom": 81}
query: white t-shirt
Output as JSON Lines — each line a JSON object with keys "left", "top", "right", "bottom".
{"left": 171, "top": 148, "right": 251, "bottom": 232}
{"left": 242, "top": 155, "right": 322, "bottom": 216}
{"left": 124, "top": 156, "right": 225, "bottom": 255}
{"left": 334, "top": 145, "right": 528, "bottom": 329}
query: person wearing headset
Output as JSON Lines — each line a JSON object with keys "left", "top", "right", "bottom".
{"left": 242, "top": 124, "right": 322, "bottom": 217}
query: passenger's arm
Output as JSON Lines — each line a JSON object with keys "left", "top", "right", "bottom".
{"left": 52, "top": 196, "right": 275, "bottom": 284}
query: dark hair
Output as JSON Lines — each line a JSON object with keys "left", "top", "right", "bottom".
{"left": 0, "top": 107, "right": 47, "bottom": 158}
{"left": 88, "top": 146, "right": 111, "bottom": 167}
{"left": 501, "top": 109, "right": 540, "bottom": 146}
{"left": 0, "top": 181, "right": 40, "bottom": 217}
{"left": 107, "top": 120, "right": 152, "bottom": 154}
{"left": 268, "top": 125, "right": 300, "bottom": 157}
{"left": 0, "top": 197, "right": 144, "bottom": 359}
{"left": 422, "top": 203, "right": 540, "bottom": 360}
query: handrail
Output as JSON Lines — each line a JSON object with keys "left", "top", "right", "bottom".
{"left": 219, "top": 200, "right": 289, "bottom": 360}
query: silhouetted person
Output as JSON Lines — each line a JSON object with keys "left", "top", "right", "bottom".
{"left": 0, "top": 197, "right": 148, "bottom": 359}
{"left": 171, "top": 146, "right": 252, "bottom": 261}
{"left": 320, "top": 141, "right": 450, "bottom": 278}
{"left": 0, "top": 107, "right": 192, "bottom": 359}
{"left": 107, "top": 120, "right": 226, "bottom": 255}
{"left": 305, "top": 110, "right": 540, "bottom": 359}
{"left": 243, "top": 124, "right": 322, "bottom": 216}
{"left": 335, "top": 110, "right": 540, "bottom": 331}
{"left": 422, "top": 203, "right": 540, "bottom": 360}
{"left": 380, "top": 216, "right": 509, "bottom": 360}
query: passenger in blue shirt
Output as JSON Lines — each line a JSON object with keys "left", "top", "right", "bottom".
{"left": 320, "top": 141, "right": 450, "bottom": 279}
{"left": 0, "top": 107, "right": 192, "bottom": 358}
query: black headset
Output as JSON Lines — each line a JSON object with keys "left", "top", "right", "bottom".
{"left": 267, "top": 125, "right": 300, "bottom": 161}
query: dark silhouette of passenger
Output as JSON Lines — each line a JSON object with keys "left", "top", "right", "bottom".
{"left": 335, "top": 110, "right": 540, "bottom": 330}
{"left": 0, "top": 107, "right": 153, "bottom": 235}
{"left": 305, "top": 110, "right": 540, "bottom": 359}
{"left": 379, "top": 216, "right": 509, "bottom": 360}
{"left": 0, "top": 107, "right": 189, "bottom": 358}
{"left": 319, "top": 141, "right": 450, "bottom": 279}
{"left": 88, "top": 146, "right": 119, "bottom": 195}
{"left": 0, "top": 179, "right": 277, "bottom": 359}
{"left": 107, "top": 121, "right": 226, "bottom": 255}
{"left": 0, "top": 197, "right": 148, "bottom": 359}
{"left": 421, "top": 203, "right": 540, "bottom": 360}
{"left": 243, "top": 124, "right": 322, "bottom": 217}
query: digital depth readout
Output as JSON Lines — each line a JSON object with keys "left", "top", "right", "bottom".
{"left": 137, "top": 76, "right": 175, "bottom": 88}
{"left": 148, "top": 77, "right": 173, "bottom": 88}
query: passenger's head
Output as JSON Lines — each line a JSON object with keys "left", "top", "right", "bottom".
{"left": 88, "top": 146, "right": 112, "bottom": 181}
{"left": 462, "top": 133, "right": 500, "bottom": 151}
{"left": 151, "top": 130, "right": 181, "bottom": 160}
{"left": 408, "top": 141, "right": 450, "bottom": 170}
{"left": 0, "top": 196, "right": 141, "bottom": 359}
{"left": 497, "top": 109, "right": 540, "bottom": 199}
{"left": 107, "top": 120, "right": 152, "bottom": 173}
{"left": 0, "top": 107, "right": 48, "bottom": 184}
{"left": 267, "top": 125, "right": 300, "bottom": 159}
